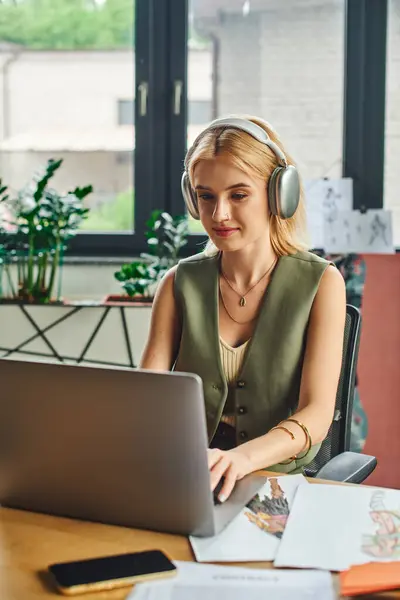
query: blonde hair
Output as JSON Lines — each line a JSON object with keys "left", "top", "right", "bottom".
{"left": 185, "top": 115, "right": 309, "bottom": 256}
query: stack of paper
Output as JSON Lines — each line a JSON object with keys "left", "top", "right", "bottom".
{"left": 190, "top": 474, "right": 307, "bottom": 562}
{"left": 274, "top": 483, "right": 400, "bottom": 572}
{"left": 188, "top": 474, "right": 400, "bottom": 595}
{"left": 128, "top": 561, "right": 335, "bottom": 600}
{"left": 125, "top": 472, "right": 400, "bottom": 598}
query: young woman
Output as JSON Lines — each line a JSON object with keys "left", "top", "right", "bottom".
{"left": 140, "top": 116, "right": 346, "bottom": 502}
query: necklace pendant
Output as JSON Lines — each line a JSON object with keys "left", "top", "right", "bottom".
{"left": 239, "top": 297, "right": 246, "bottom": 307}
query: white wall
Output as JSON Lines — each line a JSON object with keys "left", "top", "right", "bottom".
{"left": 208, "top": 1, "right": 344, "bottom": 179}
{"left": 0, "top": 262, "right": 137, "bottom": 302}
{"left": 62, "top": 263, "right": 125, "bottom": 301}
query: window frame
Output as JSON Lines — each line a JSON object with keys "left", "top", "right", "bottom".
{"left": 67, "top": 0, "right": 393, "bottom": 257}
{"left": 68, "top": 0, "right": 162, "bottom": 257}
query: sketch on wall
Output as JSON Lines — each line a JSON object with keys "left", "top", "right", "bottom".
{"left": 324, "top": 209, "right": 394, "bottom": 254}
{"left": 304, "top": 178, "right": 353, "bottom": 249}
{"left": 304, "top": 178, "right": 394, "bottom": 254}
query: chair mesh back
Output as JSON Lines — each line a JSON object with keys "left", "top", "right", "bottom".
{"left": 304, "top": 304, "right": 361, "bottom": 477}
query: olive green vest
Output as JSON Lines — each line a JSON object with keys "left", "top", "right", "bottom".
{"left": 174, "top": 250, "right": 331, "bottom": 471}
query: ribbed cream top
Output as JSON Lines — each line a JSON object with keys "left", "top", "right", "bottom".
{"left": 219, "top": 337, "right": 250, "bottom": 427}
{"left": 220, "top": 338, "right": 250, "bottom": 384}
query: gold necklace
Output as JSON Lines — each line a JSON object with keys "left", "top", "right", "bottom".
{"left": 219, "top": 289, "right": 258, "bottom": 324}
{"left": 220, "top": 258, "right": 277, "bottom": 307}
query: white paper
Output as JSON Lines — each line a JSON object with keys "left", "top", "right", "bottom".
{"left": 324, "top": 209, "right": 394, "bottom": 254}
{"left": 304, "top": 178, "right": 353, "bottom": 249}
{"left": 128, "top": 561, "right": 335, "bottom": 600}
{"left": 353, "top": 487, "right": 400, "bottom": 565}
{"left": 274, "top": 483, "right": 400, "bottom": 572}
{"left": 190, "top": 474, "right": 307, "bottom": 562}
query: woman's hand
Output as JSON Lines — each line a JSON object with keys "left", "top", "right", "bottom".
{"left": 208, "top": 447, "right": 254, "bottom": 502}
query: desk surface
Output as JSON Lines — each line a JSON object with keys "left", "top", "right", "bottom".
{"left": 0, "top": 475, "right": 398, "bottom": 600}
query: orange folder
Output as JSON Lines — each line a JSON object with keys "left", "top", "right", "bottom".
{"left": 340, "top": 562, "right": 400, "bottom": 597}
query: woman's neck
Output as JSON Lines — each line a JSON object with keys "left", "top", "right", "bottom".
{"left": 220, "top": 239, "right": 277, "bottom": 290}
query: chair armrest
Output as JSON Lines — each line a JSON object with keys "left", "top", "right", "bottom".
{"left": 315, "top": 451, "right": 377, "bottom": 484}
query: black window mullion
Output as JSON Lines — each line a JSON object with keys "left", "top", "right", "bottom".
{"left": 343, "top": 0, "right": 388, "bottom": 211}
{"left": 147, "top": 0, "right": 169, "bottom": 218}
{"left": 168, "top": 0, "right": 206, "bottom": 253}
{"left": 134, "top": 0, "right": 153, "bottom": 242}
{"left": 168, "top": 0, "right": 188, "bottom": 218}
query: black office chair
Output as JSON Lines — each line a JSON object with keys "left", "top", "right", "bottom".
{"left": 304, "top": 304, "right": 377, "bottom": 484}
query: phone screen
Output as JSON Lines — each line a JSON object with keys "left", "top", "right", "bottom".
{"left": 49, "top": 550, "right": 176, "bottom": 589}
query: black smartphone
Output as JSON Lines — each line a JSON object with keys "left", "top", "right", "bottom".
{"left": 48, "top": 549, "right": 177, "bottom": 595}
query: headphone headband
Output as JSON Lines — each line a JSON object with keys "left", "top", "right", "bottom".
{"left": 190, "top": 117, "right": 288, "bottom": 168}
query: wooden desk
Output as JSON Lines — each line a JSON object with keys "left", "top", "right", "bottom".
{"left": 0, "top": 505, "right": 191, "bottom": 599}
{"left": 0, "top": 476, "right": 398, "bottom": 600}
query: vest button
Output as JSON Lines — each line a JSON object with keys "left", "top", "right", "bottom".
{"left": 239, "top": 431, "right": 248, "bottom": 440}
{"left": 237, "top": 380, "right": 246, "bottom": 388}
{"left": 238, "top": 406, "right": 247, "bottom": 415}
{"left": 212, "top": 384, "right": 221, "bottom": 390}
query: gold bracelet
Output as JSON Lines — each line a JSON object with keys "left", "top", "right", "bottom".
{"left": 270, "top": 425, "right": 296, "bottom": 464}
{"left": 282, "top": 418, "right": 312, "bottom": 458}
{"left": 270, "top": 425, "right": 295, "bottom": 440}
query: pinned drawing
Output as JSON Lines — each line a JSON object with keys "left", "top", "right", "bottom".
{"left": 304, "top": 178, "right": 353, "bottom": 249}
{"left": 323, "top": 185, "right": 344, "bottom": 246}
{"left": 368, "top": 213, "right": 390, "bottom": 248}
{"left": 362, "top": 491, "right": 400, "bottom": 559}
{"left": 342, "top": 217, "right": 351, "bottom": 247}
{"left": 304, "top": 179, "right": 394, "bottom": 253}
{"left": 244, "top": 478, "right": 290, "bottom": 538}
{"left": 323, "top": 185, "right": 341, "bottom": 220}
{"left": 324, "top": 210, "right": 394, "bottom": 254}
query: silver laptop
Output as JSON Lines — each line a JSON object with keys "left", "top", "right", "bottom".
{"left": 0, "top": 359, "right": 265, "bottom": 537}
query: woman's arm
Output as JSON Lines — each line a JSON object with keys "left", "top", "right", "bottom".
{"left": 139, "top": 266, "right": 181, "bottom": 371}
{"left": 210, "top": 265, "right": 347, "bottom": 500}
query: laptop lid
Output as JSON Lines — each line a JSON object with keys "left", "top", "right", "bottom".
{"left": 0, "top": 359, "right": 217, "bottom": 536}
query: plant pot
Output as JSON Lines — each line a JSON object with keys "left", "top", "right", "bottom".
{"left": 0, "top": 246, "right": 64, "bottom": 304}
{"left": 103, "top": 294, "right": 154, "bottom": 306}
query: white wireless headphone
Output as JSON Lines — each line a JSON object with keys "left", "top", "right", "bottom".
{"left": 181, "top": 117, "right": 300, "bottom": 220}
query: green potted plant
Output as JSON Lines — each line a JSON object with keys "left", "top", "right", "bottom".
{"left": 0, "top": 159, "right": 92, "bottom": 303}
{"left": 108, "top": 210, "right": 189, "bottom": 303}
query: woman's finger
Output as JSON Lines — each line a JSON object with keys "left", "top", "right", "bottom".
{"left": 210, "top": 455, "right": 230, "bottom": 491}
{"left": 218, "top": 464, "right": 238, "bottom": 502}
{"left": 207, "top": 448, "right": 223, "bottom": 470}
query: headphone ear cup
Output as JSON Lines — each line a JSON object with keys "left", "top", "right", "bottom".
{"left": 268, "top": 167, "right": 282, "bottom": 217}
{"left": 181, "top": 172, "right": 200, "bottom": 219}
{"left": 268, "top": 164, "right": 300, "bottom": 220}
